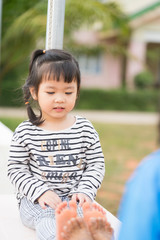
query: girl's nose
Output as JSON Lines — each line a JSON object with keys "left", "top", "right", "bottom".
{"left": 54, "top": 94, "right": 65, "bottom": 103}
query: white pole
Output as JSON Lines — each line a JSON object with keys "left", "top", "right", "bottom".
{"left": 45, "top": 0, "right": 65, "bottom": 50}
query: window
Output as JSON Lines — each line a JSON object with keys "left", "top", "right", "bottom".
{"left": 77, "top": 54, "right": 102, "bottom": 74}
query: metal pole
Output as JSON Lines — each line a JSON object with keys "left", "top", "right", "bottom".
{"left": 0, "top": 0, "right": 2, "bottom": 64}
{"left": 46, "top": 0, "right": 65, "bottom": 50}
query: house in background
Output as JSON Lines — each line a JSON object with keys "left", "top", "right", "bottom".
{"left": 121, "top": 0, "right": 160, "bottom": 88}
{"left": 79, "top": 0, "right": 160, "bottom": 89}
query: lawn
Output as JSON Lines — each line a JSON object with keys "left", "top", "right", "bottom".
{"left": 94, "top": 122, "right": 157, "bottom": 216}
{"left": 0, "top": 117, "right": 158, "bottom": 217}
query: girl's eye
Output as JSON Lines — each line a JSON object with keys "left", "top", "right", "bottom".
{"left": 46, "top": 92, "right": 55, "bottom": 95}
{"left": 65, "top": 92, "right": 72, "bottom": 95}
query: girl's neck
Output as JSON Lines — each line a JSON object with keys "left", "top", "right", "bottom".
{"left": 38, "top": 114, "right": 76, "bottom": 131}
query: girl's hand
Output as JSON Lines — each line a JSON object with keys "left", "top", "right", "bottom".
{"left": 37, "top": 190, "right": 62, "bottom": 209}
{"left": 71, "top": 193, "right": 92, "bottom": 207}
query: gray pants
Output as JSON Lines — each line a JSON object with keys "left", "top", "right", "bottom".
{"left": 19, "top": 196, "right": 83, "bottom": 240}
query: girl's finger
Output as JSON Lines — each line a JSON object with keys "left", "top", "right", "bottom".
{"left": 79, "top": 197, "right": 85, "bottom": 206}
{"left": 39, "top": 201, "right": 47, "bottom": 209}
{"left": 71, "top": 194, "right": 77, "bottom": 203}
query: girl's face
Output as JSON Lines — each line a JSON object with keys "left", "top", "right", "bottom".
{"left": 30, "top": 75, "right": 78, "bottom": 124}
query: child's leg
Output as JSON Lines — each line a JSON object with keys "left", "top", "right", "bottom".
{"left": 20, "top": 197, "right": 56, "bottom": 240}
{"left": 35, "top": 216, "right": 56, "bottom": 240}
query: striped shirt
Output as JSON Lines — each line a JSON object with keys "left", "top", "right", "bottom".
{"left": 8, "top": 116, "right": 105, "bottom": 204}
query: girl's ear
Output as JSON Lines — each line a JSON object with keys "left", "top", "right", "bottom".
{"left": 29, "top": 87, "right": 37, "bottom": 100}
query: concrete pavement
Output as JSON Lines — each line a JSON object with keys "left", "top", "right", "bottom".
{"left": 0, "top": 107, "right": 159, "bottom": 125}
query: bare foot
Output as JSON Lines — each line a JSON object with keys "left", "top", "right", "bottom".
{"left": 89, "top": 217, "right": 113, "bottom": 240}
{"left": 82, "top": 202, "right": 107, "bottom": 226}
{"left": 56, "top": 201, "right": 77, "bottom": 240}
{"left": 61, "top": 217, "right": 93, "bottom": 240}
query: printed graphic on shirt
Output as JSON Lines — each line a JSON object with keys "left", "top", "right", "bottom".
{"left": 38, "top": 138, "right": 85, "bottom": 183}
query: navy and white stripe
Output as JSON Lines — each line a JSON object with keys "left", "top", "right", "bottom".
{"left": 8, "top": 116, "right": 105, "bottom": 204}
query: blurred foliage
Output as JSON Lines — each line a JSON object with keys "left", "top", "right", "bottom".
{"left": 64, "top": 0, "right": 130, "bottom": 52}
{"left": 1, "top": 0, "right": 47, "bottom": 81}
{"left": 76, "top": 88, "right": 159, "bottom": 112}
{"left": 0, "top": 0, "right": 130, "bottom": 99}
{"left": 146, "top": 44, "right": 160, "bottom": 87}
{"left": 2, "top": 0, "right": 41, "bottom": 34}
{"left": 134, "top": 71, "right": 154, "bottom": 89}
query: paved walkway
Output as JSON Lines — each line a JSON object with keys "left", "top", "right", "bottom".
{"left": 0, "top": 107, "right": 159, "bottom": 125}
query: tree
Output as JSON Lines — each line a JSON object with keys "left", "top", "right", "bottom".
{"left": 1, "top": 0, "right": 47, "bottom": 81}
{"left": 1, "top": 0, "right": 129, "bottom": 88}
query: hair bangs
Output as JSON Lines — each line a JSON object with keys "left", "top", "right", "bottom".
{"left": 38, "top": 61, "right": 79, "bottom": 84}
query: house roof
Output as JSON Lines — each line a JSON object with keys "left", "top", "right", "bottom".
{"left": 129, "top": 1, "right": 160, "bottom": 29}
{"left": 100, "top": 1, "right": 160, "bottom": 40}
{"left": 130, "top": 1, "right": 160, "bottom": 20}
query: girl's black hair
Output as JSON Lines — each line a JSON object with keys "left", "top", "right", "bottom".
{"left": 23, "top": 49, "right": 81, "bottom": 126}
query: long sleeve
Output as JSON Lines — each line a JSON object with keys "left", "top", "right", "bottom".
{"left": 8, "top": 139, "right": 50, "bottom": 203}
{"left": 69, "top": 127, "right": 105, "bottom": 200}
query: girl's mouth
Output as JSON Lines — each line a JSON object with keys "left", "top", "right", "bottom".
{"left": 54, "top": 107, "right": 65, "bottom": 112}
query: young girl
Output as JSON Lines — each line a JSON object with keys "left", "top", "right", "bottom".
{"left": 8, "top": 49, "right": 105, "bottom": 240}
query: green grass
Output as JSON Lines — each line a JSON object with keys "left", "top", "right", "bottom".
{"left": 93, "top": 122, "right": 157, "bottom": 216}
{"left": 0, "top": 117, "right": 25, "bottom": 131}
{"left": 0, "top": 117, "right": 158, "bottom": 216}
